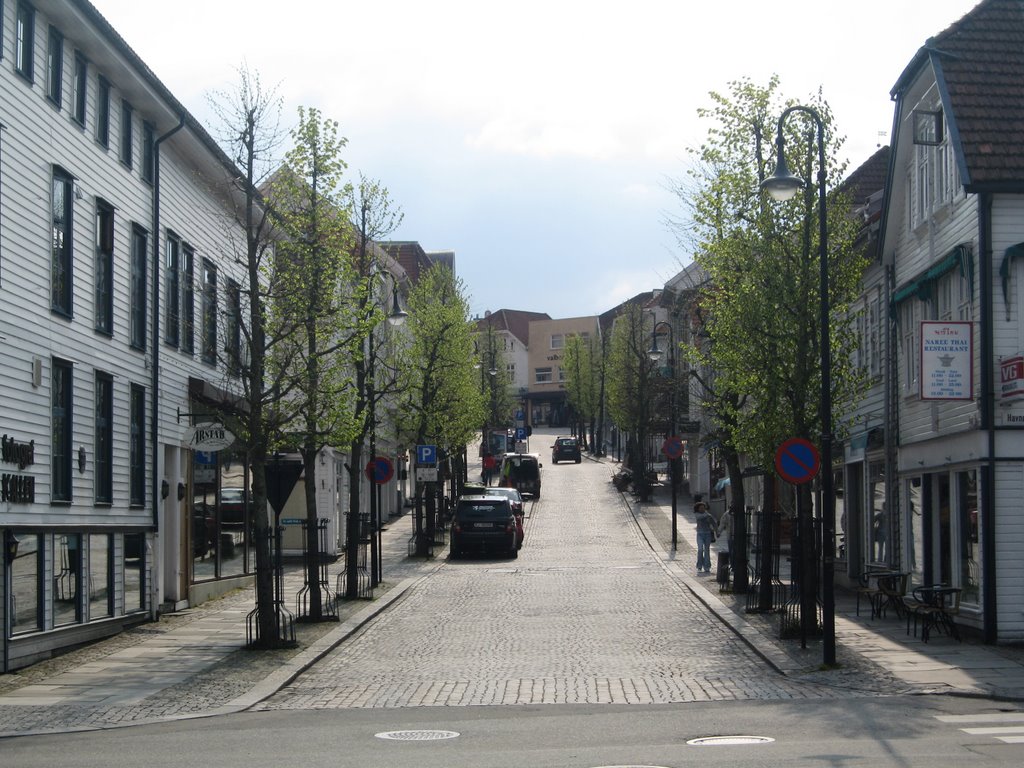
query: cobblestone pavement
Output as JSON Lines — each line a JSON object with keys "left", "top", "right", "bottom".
{"left": 256, "top": 443, "right": 910, "bottom": 711}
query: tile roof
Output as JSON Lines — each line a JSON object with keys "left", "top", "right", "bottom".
{"left": 896, "top": 0, "right": 1024, "bottom": 189}
{"left": 477, "top": 309, "right": 551, "bottom": 345}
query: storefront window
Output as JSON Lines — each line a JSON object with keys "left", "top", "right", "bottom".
{"left": 868, "top": 462, "right": 888, "bottom": 563}
{"left": 54, "top": 533, "right": 81, "bottom": 626}
{"left": 10, "top": 534, "right": 42, "bottom": 635}
{"left": 123, "top": 533, "right": 145, "bottom": 613}
{"left": 219, "top": 450, "right": 249, "bottom": 579}
{"left": 192, "top": 445, "right": 252, "bottom": 582}
{"left": 957, "top": 469, "right": 980, "bottom": 606}
{"left": 833, "top": 468, "right": 846, "bottom": 561}
{"left": 907, "top": 477, "right": 924, "bottom": 587}
{"left": 89, "top": 533, "right": 112, "bottom": 619}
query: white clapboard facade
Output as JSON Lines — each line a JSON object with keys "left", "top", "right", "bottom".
{"left": 0, "top": 0, "right": 255, "bottom": 671}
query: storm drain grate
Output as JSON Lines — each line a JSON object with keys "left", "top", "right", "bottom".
{"left": 687, "top": 735, "right": 775, "bottom": 746}
{"left": 375, "top": 730, "right": 460, "bottom": 741}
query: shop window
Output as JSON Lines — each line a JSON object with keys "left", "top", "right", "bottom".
{"left": 868, "top": 461, "right": 887, "bottom": 564}
{"left": 957, "top": 469, "right": 980, "bottom": 606}
{"left": 10, "top": 534, "right": 42, "bottom": 635}
{"left": 88, "top": 533, "right": 112, "bottom": 619}
{"left": 123, "top": 532, "right": 145, "bottom": 613}
{"left": 53, "top": 533, "right": 81, "bottom": 626}
{"left": 907, "top": 476, "right": 925, "bottom": 588}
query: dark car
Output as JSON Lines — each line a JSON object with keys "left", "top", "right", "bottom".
{"left": 450, "top": 496, "right": 518, "bottom": 559}
{"left": 482, "top": 487, "right": 525, "bottom": 549}
{"left": 499, "top": 453, "right": 542, "bottom": 498}
{"left": 551, "top": 436, "right": 581, "bottom": 464}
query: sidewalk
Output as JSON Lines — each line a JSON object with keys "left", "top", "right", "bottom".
{"left": 619, "top": 463, "right": 1024, "bottom": 701}
{"left": 0, "top": 511, "right": 443, "bottom": 737}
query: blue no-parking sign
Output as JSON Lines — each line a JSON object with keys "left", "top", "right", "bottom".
{"left": 774, "top": 437, "right": 820, "bottom": 485}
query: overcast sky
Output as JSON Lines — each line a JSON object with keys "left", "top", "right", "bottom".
{"left": 92, "top": 0, "right": 981, "bottom": 319}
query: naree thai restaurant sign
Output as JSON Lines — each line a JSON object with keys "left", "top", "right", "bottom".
{"left": 920, "top": 321, "right": 973, "bottom": 401}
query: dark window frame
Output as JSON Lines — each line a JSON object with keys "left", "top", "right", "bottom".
{"left": 15, "top": 1, "right": 35, "bottom": 83}
{"left": 129, "top": 384, "right": 145, "bottom": 506}
{"left": 51, "top": 166, "right": 73, "bottom": 317}
{"left": 164, "top": 232, "right": 180, "bottom": 348}
{"left": 201, "top": 259, "right": 217, "bottom": 365}
{"left": 46, "top": 24, "right": 62, "bottom": 108}
{"left": 96, "top": 76, "right": 110, "bottom": 148}
{"left": 95, "top": 371, "right": 113, "bottom": 504}
{"left": 95, "top": 199, "right": 114, "bottom": 335}
{"left": 182, "top": 244, "right": 195, "bottom": 354}
{"left": 51, "top": 358, "right": 73, "bottom": 503}
{"left": 141, "top": 121, "right": 154, "bottom": 184}
{"left": 226, "top": 278, "right": 241, "bottom": 375}
{"left": 129, "top": 224, "right": 147, "bottom": 351}
{"left": 119, "top": 99, "right": 133, "bottom": 168}
{"left": 72, "top": 51, "right": 87, "bottom": 127}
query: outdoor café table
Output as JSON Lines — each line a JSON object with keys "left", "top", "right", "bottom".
{"left": 857, "top": 568, "right": 906, "bottom": 619}
{"left": 906, "top": 585, "right": 962, "bottom": 643}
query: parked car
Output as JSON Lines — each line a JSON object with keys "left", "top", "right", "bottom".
{"left": 482, "top": 486, "right": 525, "bottom": 549}
{"left": 499, "top": 452, "right": 542, "bottom": 498}
{"left": 450, "top": 496, "right": 518, "bottom": 559}
{"left": 551, "top": 436, "right": 582, "bottom": 464}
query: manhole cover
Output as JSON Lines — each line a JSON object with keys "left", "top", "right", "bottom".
{"left": 375, "top": 730, "right": 460, "bottom": 741}
{"left": 687, "top": 735, "right": 775, "bottom": 746}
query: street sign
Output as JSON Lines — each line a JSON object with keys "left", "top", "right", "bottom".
{"left": 774, "top": 437, "right": 820, "bottom": 485}
{"left": 365, "top": 456, "right": 395, "bottom": 484}
{"left": 662, "top": 435, "right": 685, "bottom": 460}
{"left": 515, "top": 426, "right": 527, "bottom": 440}
{"left": 415, "top": 467, "right": 438, "bottom": 482}
{"left": 416, "top": 444, "right": 437, "bottom": 465}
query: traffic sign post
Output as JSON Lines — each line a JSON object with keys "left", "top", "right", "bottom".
{"left": 365, "top": 456, "right": 395, "bottom": 485}
{"left": 661, "top": 435, "right": 684, "bottom": 461}
{"left": 774, "top": 437, "right": 820, "bottom": 485}
{"left": 416, "top": 445, "right": 437, "bottom": 465}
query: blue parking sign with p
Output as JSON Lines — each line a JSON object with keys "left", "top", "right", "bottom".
{"left": 417, "top": 444, "right": 437, "bottom": 465}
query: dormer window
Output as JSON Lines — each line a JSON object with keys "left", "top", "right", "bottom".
{"left": 913, "top": 109, "right": 944, "bottom": 146}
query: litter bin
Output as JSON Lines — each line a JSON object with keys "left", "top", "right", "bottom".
{"left": 716, "top": 551, "right": 731, "bottom": 587}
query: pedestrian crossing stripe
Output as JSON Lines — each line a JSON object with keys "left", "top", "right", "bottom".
{"left": 935, "top": 713, "right": 1024, "bottom": 744}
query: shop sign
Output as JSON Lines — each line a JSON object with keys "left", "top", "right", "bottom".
{"left": 183, "top": 422, "right": 235, "bottom": 451}
{"left": 1, "top": 434, "right": 36, "bottom": 504}
{"left": 1000, "top": 355, "right": 1024, "bottom": 400}
{"left": 920, "top": 321, "right": 973, "bottom": 400}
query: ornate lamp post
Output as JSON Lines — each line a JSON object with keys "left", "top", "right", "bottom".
{"left": 648, "top": 317, "right": 678, "bottom": 550}
{"left": 761, "top": 105, "right": 836, "bottom": 666}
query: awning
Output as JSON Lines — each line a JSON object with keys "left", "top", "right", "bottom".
{"left": 893, "top": 244, "right": 973, "bottom": 309}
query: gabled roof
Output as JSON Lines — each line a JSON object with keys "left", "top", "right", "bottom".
{"left": 893, "top": 0, "right": 1024, "bottom": 190}
{"left": 477, "top": 309, "right": 551, "bottom": 346}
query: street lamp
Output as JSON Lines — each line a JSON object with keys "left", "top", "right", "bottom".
{"left": 761, "top": 105, "right": 836, "bottom": 666}
{"left": 648, "top": 317, "right": 678, "bottom": 551}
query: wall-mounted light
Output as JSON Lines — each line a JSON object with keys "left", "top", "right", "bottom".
{"left": 74, "top": 184, "right": 85, "bottom": 201}
{"left": 4, "top": 531, "right": 19, "bottom": 563}
{"left": 161, "top": 479, "right": 170, "bottom": 500}
{"left": 77, "top": 446, "right": 86, "bottom": 473}
{"left": 177, "top": 482, "right": 186, "bottom": 501}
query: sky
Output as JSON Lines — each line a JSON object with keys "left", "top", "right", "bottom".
{"left": 91, "top": 0, "right": 983, "bottom": 320}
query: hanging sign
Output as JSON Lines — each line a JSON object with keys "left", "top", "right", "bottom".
{"left": 1000, "top": 354, "right": 1024, "bottom": 400}
{"left": 183, "top": 422, "right": 235, "bottom": 451}
{"left": 920, "top": 321, "right": 973, "bottom": 400}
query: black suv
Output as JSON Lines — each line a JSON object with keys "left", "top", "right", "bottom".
{"left": 551, "top": 436, "right": 581, "bottom": 464}
{"left": 450, "top": 496, "right": 518, "bottom": 559}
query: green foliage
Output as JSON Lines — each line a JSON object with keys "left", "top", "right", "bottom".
{"left": 606, "top": 303, "right": 656, "bottom": 461}
{"left": 682, "top": 78, "right": 868, "bottom": 468}
{"left": 477, "top": 324, "right": 514, "bottom": 430}
{"left": 397, "top": 264, "right": 481, "bottom": 454}
{"left": 563, "top": 332, "right": 601, "bottom": 428}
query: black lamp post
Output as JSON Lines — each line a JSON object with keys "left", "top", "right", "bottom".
{"left": 761, "top": 104, "right": 836, "bottom": 666}
{"left": 648, "top": 317, "right": 678, "bottom": 550}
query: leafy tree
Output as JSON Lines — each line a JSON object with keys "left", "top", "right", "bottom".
{"left": 606, "top": 302, "right": 657, "bottom": 500}
{"left": 340, "top": 174, "right": 405, "bottom": 597}
{"left": 271, "top": 107, "right": 361, "bottom": 620}
{"left": 205, "top": 66, "right": 298, "bottom": 647}
{"left": 477, "top": 323, "right": 513, "bottom": 436}
{"left": 563, "top": 332, "right": 601, "bottom": 449}
{"left": 396, "top": 264, "right": 481, "bottom": 553}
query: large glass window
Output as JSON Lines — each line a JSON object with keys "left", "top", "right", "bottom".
{"left": 957, "top": 469, "right": 980, "bottom": 606}
{"left": 51, "top": 167, "right": 73, "bottom": 316}
{"left": 123, "top": 533, "right": 145, "bottom": 613}
{"left": 95, "top": 372, "right": 113, "bottom": 503}
{"left": 88, "top": 533, "right": 112, "bottom": 619}
{"left": 95, "top": 200, "right": 114, "bottom": 335}
{"left": 201, "top": 259, "right": 217, "bottom": 364}
{"left": 868, "top": 461, "right": 888, "bottom": 564}
{"left": 130, "top": 225, "right": 147, "bottom": 350}
{"left": 10, "top": 534, "right": 42, "bottom": 635}
{"left": 535, "top": 367, "right": 552, "bottom": 384}
{"left": 53, "top": 533, "right": 81, "bottom": 626}
{"left": 46, "top": 25, "right": 62, "bottom": 107}
{"left": 164, "top": 233, "right": 180, "bottom": 347}
{"left": 15, "top": 1, "right": 35, "bottom": 82}
{"left": 52, "top": 358, "right": 73, "bottom": 502}
{"left": 192, "top": 445, "right": 252, "bottom": 583}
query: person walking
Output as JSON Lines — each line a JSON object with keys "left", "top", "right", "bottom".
{"left": 694, "top": 501, "right": 715, "bottom": 574}
{"left": 482, "top": 453, "right": 497, "bottom": 486}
